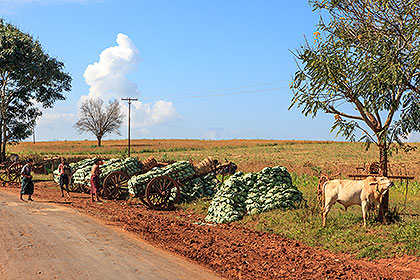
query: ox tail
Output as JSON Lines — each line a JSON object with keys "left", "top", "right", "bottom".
{"left": 317, "top": 174, "right": 329, "bottom": 211}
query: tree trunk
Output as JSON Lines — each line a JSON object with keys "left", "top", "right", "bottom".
{"left": 1, "top": 121, "right": 6, "bottom": 162}
{"left": 378, "top": 142, "right": 389, "bottom": 222}
{"left": 97, "top": 137, "right": 102, "bottom": 147}
{"left": 0, "top": 119, "right": 3, "bottom": 163}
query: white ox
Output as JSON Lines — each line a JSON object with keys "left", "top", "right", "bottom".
{"left": 322, "top": 176, "right": 393, "bottom": 227}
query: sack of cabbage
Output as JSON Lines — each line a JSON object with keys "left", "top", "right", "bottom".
{"left": 205, "top": 166, "right": 303, "bottom": 224}
{"left": 180, "top": 173, "right": 219, "bottom": 203}
{"left": 53, "top": 158, "right": 98, "bottom": 184}
{"left": 127, "top": 160, "right": 219, "bottom": 203}
{"left": 54, "top": 157, "right": 142, "bottom": 189}
{"left": 127, "top": 161, "right": 196, "bottom": 197}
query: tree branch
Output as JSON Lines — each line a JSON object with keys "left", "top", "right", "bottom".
{"left": 325, "top": 105, "right": 364, "bottom": 120}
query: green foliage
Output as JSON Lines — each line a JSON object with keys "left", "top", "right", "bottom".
{"left": 290, "top": 0, "right": 420, "bottom": 154}
{"left": 0, "top": 19, "right": 71, "bottom": 159}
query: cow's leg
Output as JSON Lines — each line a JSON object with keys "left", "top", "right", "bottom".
{"left": 322, "top": 200, "right": 334, "bottom": 227}
{"left": 361, "top": 200, "right": 368, "bottom": 227}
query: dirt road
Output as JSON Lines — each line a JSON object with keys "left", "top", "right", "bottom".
{"left": 0, "top": 190, "right": 222, "bottom": 280}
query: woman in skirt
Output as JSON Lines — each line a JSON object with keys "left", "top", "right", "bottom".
{"left": 20, "top": 159, "right": 34, "bottom": 201}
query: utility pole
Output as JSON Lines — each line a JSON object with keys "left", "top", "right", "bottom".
{"left": 122, "top": 97, "right": 138, "bottom": 157}
{"left": 33, "top": 128, "right": 35, "bottom": 144}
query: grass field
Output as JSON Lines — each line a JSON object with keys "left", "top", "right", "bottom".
{"left": 9, "top": 139, "right": 420, "bottom": 179}
{"left": 13, "top": 139, "right": 420, "bottom": 260}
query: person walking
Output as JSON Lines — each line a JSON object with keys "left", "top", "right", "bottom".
{"left": 90, "top": 158, "right": 103, "bottom": 202}
{"left": 20, "top": 159, "right": 34, "bottom": 202}
{"left": 58, "top": 157, "right": 71, "bottom": 197}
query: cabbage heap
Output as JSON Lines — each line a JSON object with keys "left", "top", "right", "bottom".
{"left": 180, "top": 173, "right": 219, "bottom": 202}
{"left": 127, "top": 161, "right": 196, "bottom": 197}
{"left": 205, "top": 166, "right": 303, "bottom": 223}
{"left": 54, "top": 157, "right": 142, "bottom": 189}
{"left": 53, "top": 158, "right": 97, "bottom": 184}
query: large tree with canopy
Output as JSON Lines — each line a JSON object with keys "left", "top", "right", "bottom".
{"left": 0, "top": 19, "right": 72, "bottom": 160}
{"left": 290, "top": 0, "right": 420, "bottom": 219}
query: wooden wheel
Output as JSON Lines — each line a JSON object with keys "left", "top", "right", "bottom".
{"left": 102, "top": 171, "right": 129, "bottom": 199}
{"left": 367, "top": 162, "right": 380, "bottom": 174}
{"left": 145, "top": 175, "right": 180, "bottom": 210}
{"left": 0, "top": 169, "right": 9, "bottom": 182}
{"left": 71, "top": 182, "right": 89, "bottom": 193}
{"left": 7, "top": 162, "right": 24, "bottom": 182}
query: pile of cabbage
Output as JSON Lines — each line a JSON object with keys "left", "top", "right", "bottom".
{"left": 53, "top": 158, "right": 97, "bottom": 184}
{"left": 205, "top": 166, "right": 303, "bottom": 223}
{"left": 54, "top": 157, "right": 142, "bottom": 188}
{"left": 127, "top": 161, "right": 196, "bottom": 197}
{"left": 180, "top": 173, "right": 219, "bottom": 202}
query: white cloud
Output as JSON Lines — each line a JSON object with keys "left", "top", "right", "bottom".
{"left": 83, "top": 33, "right": 140, "bottom": 102}
{"left": 407, "top": 132, "right": 420, "bottom": 143}
{"left": 131, "top": 100, "right": 181, "bottom": 128}
{"left": 33, "top": 109, "right": 78, "bottom": 141}
{"left": 202, "top": 127, "right": 224, "bottom": 140}
{"left": 82, "top": 33, "right": 181, "bottom": 135}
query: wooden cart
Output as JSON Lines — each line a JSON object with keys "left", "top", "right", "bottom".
{"left": 136, "top": 158, "right": 236, "bottom": 211}
{"left": 0, "top": 156, "right": 59, "bottom": 183}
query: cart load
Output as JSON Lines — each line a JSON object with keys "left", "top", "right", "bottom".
{"left": 53, "top": 157, "right": 98, "bottom": 183}
{"left": 205, "top": 166, "right": 303, "bottom": 224}
{"left": 127, "top": 161, "right": 196, "bottom": 197}
{"left": 180, "top": 173, "right": 219, "bottom": 202}
{"left": 54, "top": 157, "right": 142, "bottom": 189}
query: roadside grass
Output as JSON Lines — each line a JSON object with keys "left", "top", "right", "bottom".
{"left": 181, "top": 173, "right": 420, "bottom": 260}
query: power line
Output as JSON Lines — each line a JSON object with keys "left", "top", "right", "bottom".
{"left": 181, "top": 86, "right": 288, "bottom": 99}
{"left": 179, "top": 80, "right": 290, "bottom": 95}
{"left": 142, "top": 80, "right": 291, "bottom": 100}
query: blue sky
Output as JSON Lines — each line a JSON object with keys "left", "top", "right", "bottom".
{"left": 2, "top": 0, "right": 370, "bottom": 141}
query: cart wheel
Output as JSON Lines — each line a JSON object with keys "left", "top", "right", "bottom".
{"left": 103, "top": 171, "right": 129, "bottom": 199}
{"left": 145, "top": 175, "right": 180, "bottom": 210}
{"left": 367, "top": 162, "right": 380, "bottom": 174}
{"left": 139, "top": 195, "right": 150, "bottom": 208}
{"left": 7, "top": 162, "right": 24, "bottom": 182}
{"left": 73, "top": 183, "right": 88, "bottom": 193}
{"left": 0, "top": 170, "right": 9, "bottom": 182}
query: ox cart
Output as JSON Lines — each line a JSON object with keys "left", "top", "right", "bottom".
{"left": 0, "top": 156, "right": 59, "bottom": 183}
{"left": 100, "top": 157, "right": 236, "bottom": 210}
{"left": 67, "top": 156, "right": 236, "bottom": 210}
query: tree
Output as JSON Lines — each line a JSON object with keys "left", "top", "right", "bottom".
{"left": 290, "top": 0, "right": 420, "bottom": 219}
{"left": 0, "top": 19, "right": 72, "bottom": 161}
{"left": 74, "top": 98, "right": 124, "bottom": 147}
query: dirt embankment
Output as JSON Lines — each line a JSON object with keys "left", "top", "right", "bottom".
{"left": 4, "top": 182, "right": 419, "bottom": 280}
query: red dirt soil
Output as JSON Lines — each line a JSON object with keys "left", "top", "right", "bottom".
{"left": 4, "top": 181, "right": 420, "bottom": 280}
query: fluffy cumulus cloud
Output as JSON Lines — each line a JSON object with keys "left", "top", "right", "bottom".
{"left": 82, "top": 33, "right": 181, "bottom": 135}
{"left": 83, "top": 33, "right": 140, "bottom": 102}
